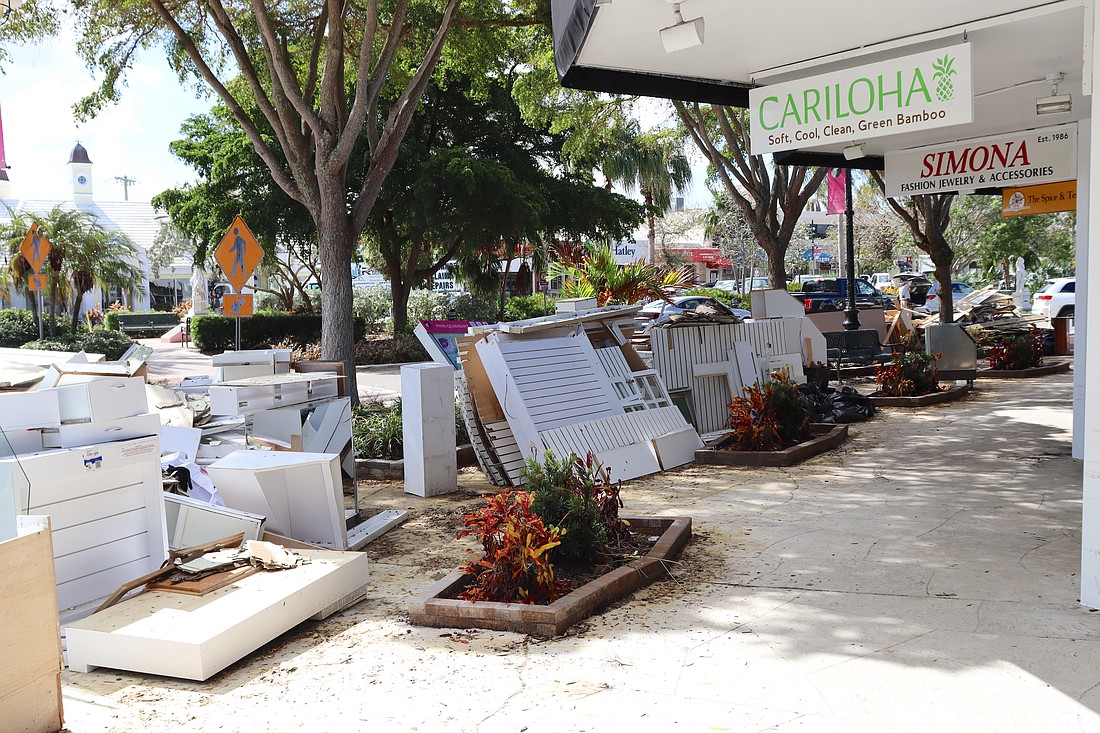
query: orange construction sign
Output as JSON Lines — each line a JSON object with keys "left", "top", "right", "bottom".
{"left": 28, "top": 273, "right": 47, "bottom": 292}
{"left": 222, "top": 294, "right": 254, "bottom": 318}
{"left": 214, "top": 215, "right": 264, "bottom": 292}
{"left": 20, "top": 223, "right": 51, "bottom": 274}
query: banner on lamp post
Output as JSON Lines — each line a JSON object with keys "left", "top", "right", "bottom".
{"left": 883, "top": 123, "right": 1077, "bottom": 197}
{"left": 749, "top": 43, "right": 973, "bottom": 155}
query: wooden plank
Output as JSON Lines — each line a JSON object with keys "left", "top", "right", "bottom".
{"left": 0, "top": 519, "right": 63, "bottom": 732}
{"left": 146, "top": 565, "right": 260, "bottom": 596}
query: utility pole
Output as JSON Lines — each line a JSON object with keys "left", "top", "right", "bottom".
{"left": 114, "top": 175, "right": 137, "bottom": 201}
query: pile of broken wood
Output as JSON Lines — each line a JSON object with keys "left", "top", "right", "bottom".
{"left": 885, "top": 288, "right": 1045, "bottom": 343}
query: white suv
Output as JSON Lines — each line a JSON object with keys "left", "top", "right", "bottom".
{"left": 1033, "top": 277, "right": 1075, "bottom": 319}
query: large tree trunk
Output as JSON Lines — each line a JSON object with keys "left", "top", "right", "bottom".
{"left": 315, "top": 205, "right": 359, "bottom": 403}
{"left": 390, "top": 276, "right": 413, "bottom": 334}
{"left": 71, "top": 292, "right": 85, "bottom": 334}
{"left": 928, "top": 234, "right": 955, "bottom": 324}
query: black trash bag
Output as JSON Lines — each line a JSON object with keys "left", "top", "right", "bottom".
{"left": 830, "top": 386, "right": 877, "bottom": 423}
{"left": 798, "top": 382, "right": 839, "bottom": 423}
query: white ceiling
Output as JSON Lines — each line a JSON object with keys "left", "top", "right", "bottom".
{"left": 575, "top": 0, "right": 1088, "bottom": 156}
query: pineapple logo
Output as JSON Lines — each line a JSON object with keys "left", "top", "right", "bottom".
{"left": 932, "top": 54, "right": 957, "bottom": 102}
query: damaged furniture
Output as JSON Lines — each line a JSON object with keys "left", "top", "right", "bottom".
{"left": 455, "top": 306, "right": 703, "bottom": 486}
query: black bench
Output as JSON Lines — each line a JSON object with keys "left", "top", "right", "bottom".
{"left": 115, "top": 312, "right": 180, "bottom": 335}
{"left": 824, "top": 329, "right": 892, "bottom": 379}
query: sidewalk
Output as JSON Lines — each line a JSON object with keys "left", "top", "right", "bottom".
{"left": 62, "top": 372, "right": 1098, "bottom": 732}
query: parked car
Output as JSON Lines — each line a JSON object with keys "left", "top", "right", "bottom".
{"left": 713, "top": 277, "right": 769, "bottom": 293}
{"left": 1033, "top": 277, "right": 1076, "bottom": 320}
{"left": 634, "top": 295, "right": 749, "bottom": 334}
{"left": 868, "top": 272, "right": 892, "bottom": 289}
{"left": 922, "top": 280, "right": 975, "bottom": 314}
{"left": 794, "top": 277, "right": 894, "bottom": 313}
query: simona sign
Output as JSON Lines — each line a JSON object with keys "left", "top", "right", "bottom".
{"left": 750, "top": 44, "right": 973, "bottom": 155}
{"left": 884, "top": 123, "right": 1077, "bottom": 197}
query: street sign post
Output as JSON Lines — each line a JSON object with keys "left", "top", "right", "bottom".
{"left": 21, "top": 224, "right": 52, "bottom": 339}
{"left": 214, "top": 216, "right": 263, "bottom": 293}
{"left": 214, "top": 216, "right": 264, "bottom": 350}
{"left": 222, "top": 294, "right": 254, "bottom": 318}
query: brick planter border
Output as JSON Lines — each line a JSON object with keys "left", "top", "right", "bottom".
{"left": 978, "top": 362, "right": 1071, "bottom": 379}
{"left": 869, "top": 383, "right": 970, "bottom": 408}
{"left": 408, "top": 516, "right": 691, "bottom": 637}
{"left": 356, "top": 444, "right": 476, "bottom": 480}
{"left": 694, "top": 423, "right": 849, "bottom": 468}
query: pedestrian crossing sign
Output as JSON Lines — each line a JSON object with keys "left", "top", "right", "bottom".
{"left": 214, "top": 215, "right": 263, "bottom": 292}
{"left": 20, "top": 223, "right": 51, "bottom": 274}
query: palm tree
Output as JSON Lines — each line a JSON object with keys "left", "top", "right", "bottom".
{"left": 1, "top": 209, "right": 41, "bottom": 320}
{"left": 601, "top": 123, "right": 692, "bottom": 262}
{"left": 549, "top": 241, "right": 695, "bottom": 306}
{"left": 26, "top": 206, "right": 145, "bottom": 335}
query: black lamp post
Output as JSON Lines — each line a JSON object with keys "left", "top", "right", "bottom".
{"left": 841, "top": 167, "right": 860, "bottom": 330}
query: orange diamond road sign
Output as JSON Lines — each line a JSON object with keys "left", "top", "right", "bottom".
{"left": 222, "top": 294, "right": 254, "bottom": 318}
{"left": 28, "top": 273, "right": 47, "bottom": 292}
{"left": 20, "top": 223, "right": 51, "bottom": 274}
{"left": 214, "top": 215, "right": 263, "bottom": 292}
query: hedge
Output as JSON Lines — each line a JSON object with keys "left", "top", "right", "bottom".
{"left": 0, "top": 309, "right": 80, "bottom": 347}
{"left": 104, "top": 309, "right": 181, "bottom": 338}
{"left": 191, "top": 311, "right": 367, "bottom": 352}
{"left": 22, "top": 330, "right": 135, "bottom": 361}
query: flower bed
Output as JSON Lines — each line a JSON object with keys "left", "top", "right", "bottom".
{"left": 355, "top": 444, "right": 477, "bottom": 480}
{"left": 407, "top": 516, "right": 691, "bottom": 636}
{"left": 695, "top": 423, "right": 848, "bottom": 467}
{"left": 978, "top": 362, "right": 1070, "bottom": 379}
{"left": 868, "top": 383, "right": 971, "bottom": 407}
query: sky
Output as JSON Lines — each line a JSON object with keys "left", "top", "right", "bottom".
{"left": 1, "top": 28, "right": 212, "bottom": 203}
{"left": 0, "top": 27, "right": 711, "bottom": 210}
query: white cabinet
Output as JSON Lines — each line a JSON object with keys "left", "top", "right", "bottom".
{"left": 40, "top": 412, "right": 160, "bottom": 450}
{"left": 207, "top": 451, "right": 346, "bottom": 549}
{"left": 1, "top": 435, "right": 168, "bottom": 623}
{"left": 0, "top": 391, "right": 61, "bottom": 455}
{"left": 208, "top": 374, "right": 340, "bottom": 416}
{"left": 53, "top": 376, "right": 149, "bottom": 423}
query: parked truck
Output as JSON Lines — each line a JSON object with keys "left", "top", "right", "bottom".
{"left": 794, "top": 277, "right": 895, "bottom": 313}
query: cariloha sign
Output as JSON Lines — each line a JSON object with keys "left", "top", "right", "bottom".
{"left": 749, "top": 44, "right": 973, "bottom": 155}
{"left": 883, "top": 123, "right": 1077, "bottom": 197}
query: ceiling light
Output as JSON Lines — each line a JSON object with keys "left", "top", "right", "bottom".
{"left": 843, "top": 144, "right": 865, "bottom": 161}
{"left": 660, "top": 3, "right": 704, "bottom": 54}
{"left": 1036, "top": 72, "right": 1071, "bottom": 115}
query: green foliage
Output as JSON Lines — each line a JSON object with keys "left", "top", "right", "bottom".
{"left": 786, "top": 282, "right": 802, "bottom": 293}
{"left": 526, "top": 452, "right": 625, "bottom": 567}
{"left": 22, "top": 330, "right": 134, "bottom": 361}
{"left": 457, "top": 490, "right": 567, "bottom": 605}
{"left": 352, "top": 403, "right": 405, "bottom": 461}
{"left": 351, "top": 399, "right": 469, "bottom": 459}
{"left": 726, "top": 376, "right": 811, "bottom": 451}
{"left": 404, "top": 290, "right": 449, "bottom": 328}
{"left": 551, "top": 241, "right": 695, "bottom": 305}
{"left": 503, "top": 294, "right": 556, "bottom": 321}
{"left": 446, "top": 293, "right": 499, "bottom": 321}
{"left": 352, "top": 287, "right": 392, "bottom": 334}
{"left": 0, "top": 309, "right": 67, "bottom": 347}
{"left": 685, "top": 287, "right": 746, "bottom": 310}
{"left": 987, "top": 328, "right": 1044, "bottom": 370}
{"left": 875, "top": 347, "right": 941, "bottom": 397}
{"left": 191, "top": 313, "right": 366, "bottom": 352}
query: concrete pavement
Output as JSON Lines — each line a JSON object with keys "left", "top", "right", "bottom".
{"left": 60, "top": 371, "right": 1100, "bottom": 732}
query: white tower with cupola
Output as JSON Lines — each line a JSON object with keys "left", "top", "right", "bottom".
{"left": 69, "top": 142, "right": 93, "bottom": 203}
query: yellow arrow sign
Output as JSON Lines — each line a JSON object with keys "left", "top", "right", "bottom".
{"left": 214, "top": 215, "right": 264, "bottom": 292}
{"left": 222, "top": 294, "right": 254, "bottom": 318}
{"left": 20, "top": 223, "right": 51, "bottom": 274}
{"left": 28, "top": 273, "right": 47, "bottom": 292}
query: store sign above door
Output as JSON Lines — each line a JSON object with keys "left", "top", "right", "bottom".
{"left": 749, "top": 43, "right": 973, "bottom": 155}
{"left": 883, "top": 123, "right": 1077, "bottom": 197}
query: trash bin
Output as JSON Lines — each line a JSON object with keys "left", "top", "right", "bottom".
{"left": 1052, "top": 317, "right": 1072, "bottom": 355}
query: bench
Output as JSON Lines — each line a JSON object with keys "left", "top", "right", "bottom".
{"left": 824, "top": 329, "right": 892, "bottom": 379}
{"left": 115, "top": 312, "right": 181, "bottom": 335}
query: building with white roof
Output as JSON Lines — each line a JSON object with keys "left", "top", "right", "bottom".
{"left": 0, "top": 142, "right": 193, "bottom": 315}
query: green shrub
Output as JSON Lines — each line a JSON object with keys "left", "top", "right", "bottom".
{"left": 102, "top": 309, "right": 180, "bottom": 338}
{"left": 504, "top": 294, "right": 556, "bottom": 322}
{"left": 352, "top": 399, "right": 469, "bottom": 459}
{"left": 354, "top": 334, "right": 429, "bottom": 365}
{"left": 406, "top": 289, "right": 448, "bottom": 326}
{"left": 353, "top": 287, "right": 392, "bottom": 333}
{"left": 22, "top": 329, "right": 134, "bottom": 361}
{"left": 527, "top": 451, "right": 625, "bottom": 567}
{"left": 190, "top": 312, "right": 366, "bottom": 352}
{"left": 352, "top": 402, "right": 405, "bottom": 460}
{"left": 447, "top": 293, "right": 499, "bottom": 321}
{"left": 0, "top": 308, "right": 43, "bottom": 347}
{"left": 685, "top": 287, "right": 747, "bottom": 310}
